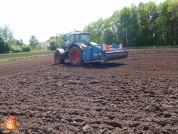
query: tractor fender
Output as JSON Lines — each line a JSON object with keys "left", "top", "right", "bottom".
{"left": 68, "top": 43, "right": 83, "bottom": 51}
{"left": 56, "top": 48, "right": 65, "bottom": 59}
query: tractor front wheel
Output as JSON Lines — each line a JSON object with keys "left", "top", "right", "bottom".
{"left": 54, "top": 50, "right": 64, "bottom": 64}
{"left": 69, "top": 46, "right": 83, "bottom": 66}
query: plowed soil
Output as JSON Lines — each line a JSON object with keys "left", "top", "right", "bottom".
{"left": 0, "top": 49, "right": 178, "bottom": 134}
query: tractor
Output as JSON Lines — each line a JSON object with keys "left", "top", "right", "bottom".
{"left": 54, "top": 31, "right": 128, "bottom": 66}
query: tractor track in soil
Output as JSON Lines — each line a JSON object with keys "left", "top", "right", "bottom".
{"left": 0, "top": 49, "right": 178, "bottom": 134}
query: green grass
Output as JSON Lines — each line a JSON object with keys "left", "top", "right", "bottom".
{"left": 0, "top": 54, "right": 53, "bottom": 63}
{"left": 30, "top": 49, "right": 53, "bottom": 53}
{"left": 0, "top": 49, "right": 53, "bottom": 56}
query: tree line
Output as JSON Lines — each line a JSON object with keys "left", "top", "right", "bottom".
{"left": 0, "top": 24, "right": 41, "bottom": 54}
{"left": 1, "top": 0, "right": 178, "bottom": 53}
{"left": 83, "top": 0, "right": 178, "bottom": 47}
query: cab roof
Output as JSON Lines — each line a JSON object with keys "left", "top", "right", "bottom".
{"left": 68, "top": 31, "right": 90, "bottom": 35}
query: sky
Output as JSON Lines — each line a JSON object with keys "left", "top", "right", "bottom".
{"left": 0, "top": 0, "right": 164, "bottom": 44}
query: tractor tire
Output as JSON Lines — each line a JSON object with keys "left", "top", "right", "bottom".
{"left": 54, "top": 50, "right": 65, "bottom": 64}
{"left": 69, "top": 46, "right": 83, "bottom": 66}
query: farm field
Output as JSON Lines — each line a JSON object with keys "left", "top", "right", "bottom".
{"left": 0, "top": 49, "right": 178, "bottom": 134}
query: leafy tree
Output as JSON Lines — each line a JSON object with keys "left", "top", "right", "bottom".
{"left": 84, "top": 0, "right": 178, "bottom": 47}
{"left": 118, "top": 7, "right": 131, "bottom": 47}
{"left": 84, "top": 18, "right": 104, "bottom": 43}
{"left": 11, "top": 45, "right": 22, "bottom": 53}
{"left": 167, "top": 0, "right": 178, "bottom": 45}
{"left": 34, "top": 43, "right": 42, "bottom": 49}
{"left": 110, "top": 10, "right": 121, "bottom": 44}
{"left": 129, "top": 4, "right": 139, "bottom": 47}
{"left": 48, "top": 34, "right": 64, "bottom": 50}
{"left": 0, "top": 24, "right": 14, "bottom": 45}
{"left": 0, "top": 25, "right": 12, "bottom": 53}
{"left": 102, "top": 28, "right": 114, "bottom": 44}
{"left": 14, "top": 39, "right": 23, "bottom": 47}
{"left": 48, "top": 42, "right": 56, "bottom": 51}
{"left": 0, "top": 42, "right": 10, "bottom": 54}
{"left": 156, "top": 0, "right": 172, "bottom": 45}
{"left": 0, "top": 36, "right": 10, "bottom": 54}
{"left": 18, "top": 39, "right": 24, "bottom": 47}
{"left": 29, "top": 35, "right": 39, "bottom": 49}
{"left": 22, "top": 45, "right": 31, "bottom": 52}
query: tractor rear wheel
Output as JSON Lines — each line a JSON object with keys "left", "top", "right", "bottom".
{"left": 54, "top": 50, "right": 64, "bottom": 64}
{"left": 69, "top": 46, "right": 83, "bottom": 66}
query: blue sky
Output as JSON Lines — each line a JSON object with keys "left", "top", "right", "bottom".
{"left": 0, "top": 0, "right": 164, "bottom": 44}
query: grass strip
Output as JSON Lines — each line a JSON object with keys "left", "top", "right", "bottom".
{"left": 0, "top": 54, "right": 53, "bottom": 63}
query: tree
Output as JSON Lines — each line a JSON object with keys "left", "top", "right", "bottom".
{"left": 0, "top": 36, "right": 10, "bottom": 54}
{"left": 15, "top": 39, "right": 23, "bottom": 47}
{"left": 29, "top": 35, "right": 39, "bottom": 49}
{"left": 83, "top": 0, "right": 178, "bottom": 47}
{"left": 167, "top": 0, "right": 178, "bottom": 45}
{"left": 102, "top": 28, "right": 114, "bottom": 44}
{"left": 0, "top": 25, "right": 12, "bottom": 53}
{"left": 19, "top": 39, "right": 24, "bottom": 47}
{"left": 48, "top": 34, "right": 64, "bottom": 51}
{"left": 0, "top": 24, "right": 14, "bottom": 45}
{"left": 156, "top": 0, "right": 172, "bottom": 45}
{"left": 83, "top": 18, "right": 105, "bottom": 43}
{"left": 48, "top": 42, "right": 56, "bottom": 51}
{"left": 129, "top": 4, "right": 139, "bottom": 47}
{"left": 110, "top": 10, "right": 122, "bottom": 44}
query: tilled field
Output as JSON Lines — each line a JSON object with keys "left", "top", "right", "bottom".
{"left": 0, "top": 49, "right": 178, "bottom": 134}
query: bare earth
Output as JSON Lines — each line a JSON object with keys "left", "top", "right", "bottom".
{"left": 0, "top": 49, "right": 178, "bottom": 134}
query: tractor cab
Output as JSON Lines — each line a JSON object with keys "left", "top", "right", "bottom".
{"left": 63, "top": 31, "right": 90, "bottom": 50}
